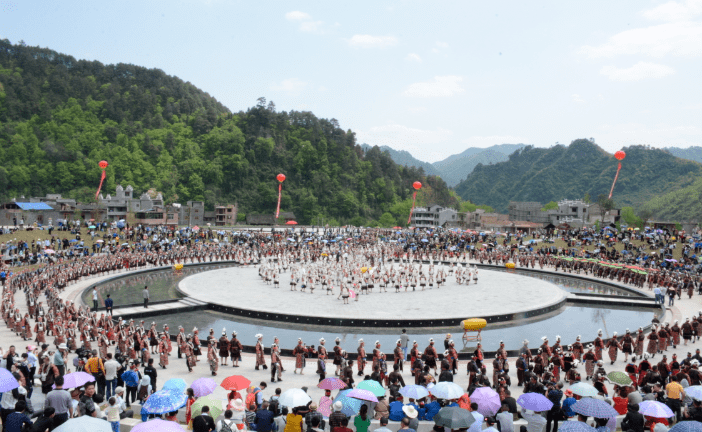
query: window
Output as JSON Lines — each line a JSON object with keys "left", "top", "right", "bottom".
{"left": 167, "top": 214, "right": 174, "bottom": 219}
{"left": 227, "top": 208, "right": 232, "bottom": 212}
{"left": 125, "top": 192, "right": 130, "bottom": 197}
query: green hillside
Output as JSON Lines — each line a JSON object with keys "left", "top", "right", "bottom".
{"left": 432, "top": 144, "right": 526, "bottom": 186}
{"left": 454, "top": 139, "right": 702, "bottom": 213}
{"left": 0, "top": 40, "right": 457, "bottom": 225}
{"left": 640, "top": 177, "right": 702, "bottom": 223}
{"left": 665, "top": 146, "right": 702, "bottom": 164}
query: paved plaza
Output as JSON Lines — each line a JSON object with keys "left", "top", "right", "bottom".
{"left": 178, "top": 266, "right": 566, "bottom": 321}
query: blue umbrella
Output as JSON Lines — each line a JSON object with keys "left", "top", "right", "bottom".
{"left": 559, "top": 421, "right": 597, "bottom": 432}
{"left": 120, "top": 370, "right": 139, "bottom": 388}
{"left": 571, "top": 398, "right": 618, "bottom": 418}
{"left": 162, "top": 378, "right": 187, "bottom": 394}
{"left": 517, "top": 393, "right": 553, "bottom": 411}
{"left": 53, "top": 416, "right": 112, "bottom": 432}
{"left": 333, "top": 389, "right": 363, "bottom": 417}
{"left": 399, "top": 384, "right": 430, "bottom": 400}
{"left": 142, "top": 390, "right": 188, "bottom": 414}
{"left": 0, "top": 368, "right": 19, "bottom": 392}
{"left": 686, "top": 385, "right": 702, "bottom": 401}
{"left": 670, "top": 422, "right": 702, "bottom": 432}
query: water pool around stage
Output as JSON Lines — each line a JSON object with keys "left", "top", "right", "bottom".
{"left": 84, "top": 263, "right": 239, "bottom": 307}
{"left": 147, "top": 304, "right": 654, "bottom": 353}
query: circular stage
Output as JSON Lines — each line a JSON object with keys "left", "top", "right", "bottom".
{"left": 178, "top": 267, "right": 568, "bottom": 328}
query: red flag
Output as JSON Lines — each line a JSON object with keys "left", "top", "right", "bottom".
{"left": 608, "top": 162, "right": 622, "bottom": 199}
{"left": 95, "top": 170, "right": 106, "bottom": 200}
{"left": 407, "top": 191, "right": 417, "bottom": 225}
{"left": 275, "top": 183, "right": 282, "bottom": 220}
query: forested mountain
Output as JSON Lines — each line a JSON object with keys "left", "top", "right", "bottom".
{"left": 640, "top": 177, "right": 702, "bottom": 222}
{"left": 665, "top": 146, "right": 702, "bottom": 164}
{"left": 0, "top": 40, "right": 457, "bottom": 226}
{"left": 431, "top": 144, "right": 526, "bottom": 186}
{"left": 360, "top": 144, "right": 441, "bottom": 176}
{"left": 454, "top": 139, "right": 702, "bottom": 213}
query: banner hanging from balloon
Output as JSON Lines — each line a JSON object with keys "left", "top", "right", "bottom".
{"left": 95, "top": 160, "right": 109, "bottom": 200}
{"left": 407, "top": 181, "right": 422, "bottom": 225}
{"left": 608, "top": 151, "right": 626, "bottom": 199}
{"left": 275, "top": 173, "right": 286, "bottom": 220}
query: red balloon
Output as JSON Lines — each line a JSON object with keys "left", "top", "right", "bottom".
{"left": 99, "top": 160, "right": 109, "bottom": 169}
{"left": 413, "top": 181, "right": 422, "bottom": 190}
{"left": 276, "top": 173, "right": 286, "bottom": 183}
{"left": 614, "top": 151, "right": 626, "bottom": 161}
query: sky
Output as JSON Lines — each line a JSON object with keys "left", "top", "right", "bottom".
{"left": 1, "top": 0, "right": 701, "bottom": 163}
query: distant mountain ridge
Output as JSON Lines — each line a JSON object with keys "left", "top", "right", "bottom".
{"left": 361, "top": 143, "right": 526, "bottom": 186}
{"left": 360, "top": 144, "right": 441, "bottom": 176}
{"left": 665, "top": 146, "right": 702, "bottom": 164}
{"left": 454, "top": 140, "right": 702, "bottom": 213}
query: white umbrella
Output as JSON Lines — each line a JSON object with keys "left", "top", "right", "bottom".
{"left": 279, "top": 388, "right": 312, "bottom": 408}
{"left": 54, "top": 416, "right": 112, "bottom": 432}
{"left": 430, "top": 382, "right": 464, "bottom": 400}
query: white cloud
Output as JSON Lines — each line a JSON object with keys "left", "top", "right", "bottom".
{"left": 270, "top": 78, "right": 307, "bottom": 94}
{"left": 572, "top": 94, "right": 585, "bottom": 103}
{"left": 405, "top": 53, "right": 422, "bottom": 62}
{"left": 435, "top": 41, "right": 449, "bottom": 49}
{"left": 600, "top": 61, "right": 675, "bottom": 81}
{"left": 403, "top": 76, "right": 464, "bottom": 98}
{"left": 285, "top": 11, "right": 326, "bottom": 34}
{"left": 347, "top": 35, "right": 398, "bottom": 48}
{"left": 461, "top": 135, "right": 529, "bottom": 147}
{"left": 580, "top": 21, "right": 702, "bottom": 58}
{"left": 432, "top": 41, "right": 449, "bottom": 54}
{"left": 285, "top": 11, "right": 311, "bottom": 21}
{"left": 641, "top": 0, "right": 702, "bottom": 22}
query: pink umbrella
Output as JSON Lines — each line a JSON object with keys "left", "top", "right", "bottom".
{"left": 318, "top": 395, "right": 333, "bottom": 417}
{"left": 132, "top": 419, "right": 184, "bottom": 432}
{"left": 347, "top": 388, "right": 378, "bottom": 402}
{"left": 470, "top": 387, "right": 501, "bottom": 416}
{"left": 44, "top": 249, "right": 56, "bottom": 254}
{"left": 317, "top": 377, "right": 347, "bottom": 390}
{"left": 191, "top": 377, "right": 217, "bottom": 397}
{"left": 55, "top": 371, "right": 94, "bottom": 389}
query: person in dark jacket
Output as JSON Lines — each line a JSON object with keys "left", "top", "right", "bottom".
{"left": 621, "top": 403, "right": 645, "bottom": 432}
{"left": 192, "top": 405, "right": 216, "bottom": 432}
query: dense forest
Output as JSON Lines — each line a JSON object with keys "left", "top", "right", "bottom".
{"left": 0, "top": 40, "right": 458, "bottom": 226}
{"left": 455, "top": 139, "right": 702, "bottom": 213}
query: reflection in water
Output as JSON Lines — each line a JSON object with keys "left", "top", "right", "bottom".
{"left": 150, "top": 305, "right": 653, "bottom": 352}
{"left": 85, "top": 263, "right": 239, "bottom": 306}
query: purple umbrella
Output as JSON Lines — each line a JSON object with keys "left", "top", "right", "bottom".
{"left": 56, "top": 371, "right": 95, "bottom": 389}
{"left": 317, "top": 377, "right": 347, "bottom": 390}
{"left": 132, "top": 419, "right": 184, "bottom": 432}
{"left": 0, "top": 369, "right": 18, "bottom": 392}
{"left": 347, "top": 388, "right": 379, "bottom": 402}
{"left": 517, "top": 393, "right": 554, "bottom": 412}
{"left": 191, "top": 377, "right": 217, "bottom": 397}
{"left": 471, "top": 387, "right": 501, "bottom": 416}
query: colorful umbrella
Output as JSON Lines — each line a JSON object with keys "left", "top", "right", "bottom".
{"left": 670, "top": 422, "right": 702, "bottom": 432}
{"left": 433, "top": 407, "right": 476, "bottom": 429}
{"left": 162, "top": 378, "right": 187, "bottom": 394}
{"left": 470, "top": 387, "right": 501, "bottom": 416}
{"left": 221, "top": 375, "right": 251, "bottom": 391}
{"left": 399, "top": 385, "right": 430, "bottom": 400}
{"left": 517, "top": 393, "right": 554, "bottom": 411}
{"left": 279, "top": 388, "right": 312, "bottom": 408}
{"left": 142, "top": 390, "right": 188, "bottom": 414}
{"left": 333, "top": 389, "right": 363, "bottom": 416}
{"left": 132, "top": 419, "right": 184, "bottom": 432}
{"left": 356, "top": 380, "right": 386, "bottom": 397}
{"left": 59, "top": 371, "right": 95, "bottom": 389}
{"left": 0, "top": 369, "right": 19, "bottom": 392}
{"left": 317, "top": 377, "right": 346, "bottom": 391}
{"left": 639, "top": 401, "right": 674, "bottom": 418}
{"left": 607, "top": 371, "right": 633, "bottom": 386}
{"left": 191, "top": 395, "right": 224, "bottom": 419}
{"left": 347, "top": 388, "right": 379, "bottom": 402}
{"left": 431, "top": 382, "right": 465, "bottom": 400}
{"left": 570, "top": 382, "right": 599, "bottom": 397}
{"left": 559, "top": 421, "right": 597, "bottom": 432}
{"left": 191, "top": 377, "right": 217, "bottom": 397}
{"left": 53, "top": 416, "right": 112, "bottom": 432}
{"left": 571, "top": 398, "right": 618, "bottom": 418}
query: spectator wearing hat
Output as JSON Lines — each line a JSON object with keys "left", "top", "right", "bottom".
{"left": 562, "top": 390, "right": 577, "bottom": 418}
{"left": 305, "top": 402, "right": 325, "bottom": 431}
{"left": 329, "top": 401, "right": 348, "bottom": 429}
{"left": 388, "top": 397, "right": 405, "bottom": 422}
{"left": 112, "top": 386, "right": 134, "bottom": 419}
{"left": 403, "top": 405, "right": 419, "bottom": 431}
